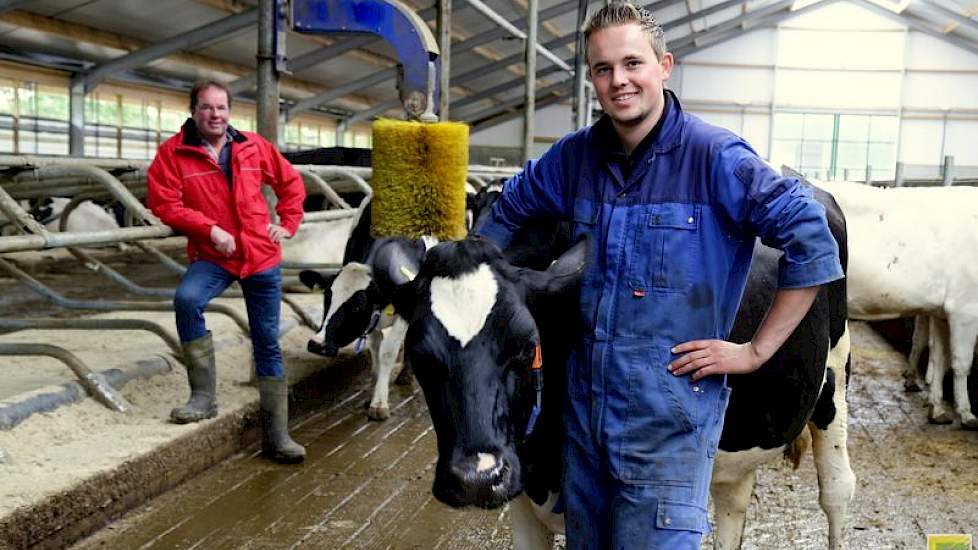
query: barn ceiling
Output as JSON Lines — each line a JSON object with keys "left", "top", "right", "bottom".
{"left": 0, "top": 0, "right": 975, "bottom": 131}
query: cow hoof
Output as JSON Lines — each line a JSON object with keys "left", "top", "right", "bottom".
{"left": 959, "top": 415, "right": 978, "bottom": 431}
{"left": 368, "top": 405, "right": 390, "bottom": 421}
{"left": 927, "top": 409, "right": 954, "bottom": 425}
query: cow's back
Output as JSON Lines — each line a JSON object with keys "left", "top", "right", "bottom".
{"left": 817, "top": 181, "right": 978, "bottom": 318}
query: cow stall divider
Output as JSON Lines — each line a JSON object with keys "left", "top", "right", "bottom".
{"left": 0, "top": 155, "right": 517, "bottom": 428}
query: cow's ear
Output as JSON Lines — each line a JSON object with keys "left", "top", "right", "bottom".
{"left": 522, "top": 238, "right": 588, "bottom": 297}
{"left": 299, "top": 270, "right": 326, "bottom": 291}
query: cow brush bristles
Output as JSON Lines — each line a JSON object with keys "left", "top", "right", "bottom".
{"left": 370, "top": 119, "right": 469, "bottom": 240}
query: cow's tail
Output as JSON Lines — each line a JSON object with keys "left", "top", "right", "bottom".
{"left": 782, "top": 428, "right": 811, "bottom": 470}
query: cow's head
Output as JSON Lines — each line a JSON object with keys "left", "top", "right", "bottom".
{"left": 299, "top": 263, "right": 384, "bottom": 357}
{"left": 393, "top": 236, "right": 585, "bottom": 508}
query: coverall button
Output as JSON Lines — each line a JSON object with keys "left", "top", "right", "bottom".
{"left": 692, "top": 385, "right": 701, "bottom": 392}
{"left": 664, "top": 517, "right": 672, "bottom": 525}
{"left": 687, "top": 216, "right": 694, "bottom": 223}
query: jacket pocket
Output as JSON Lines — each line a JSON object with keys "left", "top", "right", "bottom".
{"left": 628, "top": 203, "right": 699, "bottom": 292}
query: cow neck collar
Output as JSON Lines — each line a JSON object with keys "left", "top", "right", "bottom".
{"left": 523, "top": 344, "right": 544, "bottom": 441}
{"left": 353, "top": 309, "right": 384, "bottom": 354}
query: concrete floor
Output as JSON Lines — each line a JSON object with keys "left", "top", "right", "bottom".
{"left": 69, "top": 322, "right": 978, "bottom": 549}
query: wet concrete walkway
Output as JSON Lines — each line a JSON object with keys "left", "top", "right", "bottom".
{"left": 72, "top": 358, "right": 512, "bottom": 550}
{"left": 72, "top": 322, "right": 978, "bottom": 549}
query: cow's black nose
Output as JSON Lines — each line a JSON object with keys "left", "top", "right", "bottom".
{"left": 307, "top": 339, "right": 338, "bottom": 357}
{"left": 442, "top": 452, "right": 514, "bottom": 508}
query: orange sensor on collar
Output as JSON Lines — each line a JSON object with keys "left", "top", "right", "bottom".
{"left": 532, "top": 344, "right": 543, "bottom": 371}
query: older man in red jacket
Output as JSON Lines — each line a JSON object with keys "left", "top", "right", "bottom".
{"left": 148, "top": 80, "right": 306, "bottom": 463}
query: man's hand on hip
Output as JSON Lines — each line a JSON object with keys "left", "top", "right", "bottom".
{"left": 667, "top": 340, "right": 764, "bottom": 381}
{"left": 210, "top": 225, "right": 236, "bottom": 256}
{"left": 267, "top": 223, "right": 291, "bottom": 244}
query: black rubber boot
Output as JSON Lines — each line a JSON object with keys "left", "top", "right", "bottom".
{"left": 258, "top": 377, "right": 306, "bottom": 464}
{"left": 171, "top": 332, "right": 218, "bottom": 424}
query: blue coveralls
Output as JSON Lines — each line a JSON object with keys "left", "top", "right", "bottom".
{"left": 478, "top": 91, "right": 844, "bottom": 549}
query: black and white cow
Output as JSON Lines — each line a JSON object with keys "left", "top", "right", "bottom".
{"left": 300, "top": 202, "right": 435, "bottom": 420}
{"left": 392, "top": 188, "right": 855, "bottom": 549}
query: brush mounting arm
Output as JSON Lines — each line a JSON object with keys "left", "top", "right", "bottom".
{"left": 292, "top": 0, "right": 441, "bottom": 121}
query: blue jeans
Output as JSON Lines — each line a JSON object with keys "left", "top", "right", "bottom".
{"left": 174, "top": 260, "right": 284, "bottom": 378}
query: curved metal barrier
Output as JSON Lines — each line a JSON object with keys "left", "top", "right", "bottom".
{"left": 0, "top": 343, "right": 130, "bottom": 414}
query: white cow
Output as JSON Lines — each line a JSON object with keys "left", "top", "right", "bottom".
{"left": 281, "top": 216, "right": 355, "bottom": 266}
{"left": 41, "top": 198, "right": 120, "bottom": 233}
{"left": 811, "top": 178, "right": 978, "bottom": 429}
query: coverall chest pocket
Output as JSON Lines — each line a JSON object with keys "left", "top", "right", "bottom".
{"left": 628, "top": 203, "right": 700, "bottom": 292}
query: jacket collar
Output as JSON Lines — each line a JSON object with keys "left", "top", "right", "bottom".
{"left": 591, "top": 89, "right": 684, "bottom": 160}
{"left": 180, "top": 118, "right": 247, "bottom": 147}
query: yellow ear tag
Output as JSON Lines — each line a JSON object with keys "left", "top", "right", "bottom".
{"left": 383, "top": 304, "right": 396, "bottom": 316}
{"left": 399, "top": 265, "right": 416, "bottom": 280}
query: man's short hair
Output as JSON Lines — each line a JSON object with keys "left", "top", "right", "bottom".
{"left": 189, "top": 80, "right": 232, "bottom": 112}
{"left": 582, "top": 2, "right": 667, "bottom": 64}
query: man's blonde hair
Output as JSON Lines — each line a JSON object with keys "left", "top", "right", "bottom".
{"left": 582, "top": 2, "right": 667, "bottom": 64}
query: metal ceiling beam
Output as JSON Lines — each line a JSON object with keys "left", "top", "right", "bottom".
{"left": 669, "top": 0, "right": 796, "bottom": 53}
{"left": 471, "top": 93, "right": 565, "bottom": 132}
{"left": 0, "top": 0, "right": 31, "bottom": 14}
{"left": 918, "top": 0, "right": 978, "bottom": 35}
{"left": 464, "top": 0, "right": 571, "bottom": 72}
{"left": 284, "top": 68, "right": 395, "bottom": 120}
{"left": 343, "top": 98, "right": 401, "bottom": 125}
{"left": 453, "top": 65, "right": 564, "bottom": 110}
{"left": 287, "top": 0, "right": 584, "bottom": 119}
{"left": 667, "top": 0, "right": 753, "bottom": 30}
{"left": 463, "top": 79, "right": 570, "bottom": 123}
{"left": 83, "top": 8, "right": 258, "bottom": 92}
{"left": 855, "top": 0, "right": 978, "bottom": 55}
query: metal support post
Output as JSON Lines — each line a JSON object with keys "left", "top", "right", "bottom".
{"left": 573, "top": 0, "right": 589, "bottom": 130}
{"left": 943, "top": 155, "right": 955, "bottom": 186}
{"left": 69, "top": 74, "right": 85, "bottom": 156}
{"left": 522, "top": 0, "right": 538, "bottom": 165}
{"left": 438, "top": 0, "right": 453, "bottom": 119}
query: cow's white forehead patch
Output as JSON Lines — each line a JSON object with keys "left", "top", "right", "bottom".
{"left": 430, "top": 263, "right": 497, "bottom": 348}
{"left": 324, "top": 262, "right": 372, "bottom": 325}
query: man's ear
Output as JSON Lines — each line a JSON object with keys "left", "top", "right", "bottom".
{"left": 660, "top": 51, "right": 674, "bottom": 80}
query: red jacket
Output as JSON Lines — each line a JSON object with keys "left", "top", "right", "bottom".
{"left": 148, "top": 121, "right": 306, "bottom": 278}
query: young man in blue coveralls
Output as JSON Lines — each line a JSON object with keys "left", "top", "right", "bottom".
{"left": 476, "top": 3, "right": 844, "bottom": 548}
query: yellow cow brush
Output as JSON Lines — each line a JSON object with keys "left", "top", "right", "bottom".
{"left": 371, "top": 119, "right": 469, "bottom": 240}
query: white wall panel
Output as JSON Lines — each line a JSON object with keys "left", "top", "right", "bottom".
{"left": 945, "top": 120, "right": 978, "bottom": 166}
{"left": 743, "top": 112, "right": 771, "bottom": 158}
{"left": 776, "top": 68, "right": 902, "bottom": 109}
{"left": 904, "top": 73, "right": 978, "bottom": 110}
{"left": 898, "top": 118, "right": 944, "bottom": 165}
{"left": 692, "top": 110, "right": 742, "bottom": 133}
{"left": 778, "top": 29, "right": 904, "bottom": 70}
{"left": 906, "top": 33, "right": 978, "bottom": 71}
{"left": 682, "top": 28, "right": 776, "bottom": 65}
{"left": 679, "top": 65, "right": 773, "bottom": 104}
